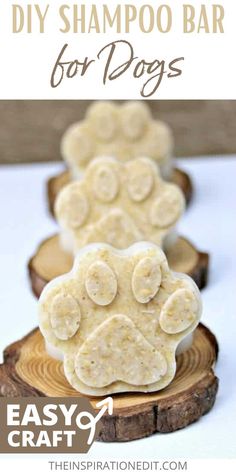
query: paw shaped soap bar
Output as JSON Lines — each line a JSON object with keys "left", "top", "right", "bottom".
{"left": 39, "top": 242, "right": 202, "bottom": 396}
{"left": 61, "top": 101, "right": 173, "bottom": 179}
{"left": 55, "top": 156, "right": 185, "bottom": 253}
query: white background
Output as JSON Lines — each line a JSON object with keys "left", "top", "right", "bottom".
{"left": 0, "top": 156, "right": 236, "bottom": 465}
{"left": 0, "top": 0, "right": 236, "bottom": 98}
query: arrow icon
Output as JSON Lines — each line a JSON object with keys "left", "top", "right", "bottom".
{"left": 76, "top": 396, "right": 113, "bottom": 445}
{"left": 96, "top": 396, "right": 113, "bottom": 417}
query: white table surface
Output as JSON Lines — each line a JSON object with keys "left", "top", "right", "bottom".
{"left": 0, "top": 156, "right": 236, "bottom": 461}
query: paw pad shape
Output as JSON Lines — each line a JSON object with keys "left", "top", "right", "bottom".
{"left": 39, "top": 242, "right": 201, "bottom": 396}
{"left": 61, "top": 101, "right": 173, "bottom": 179}
{"left": 55, "top": 156, "right": 185, "bottom": 253}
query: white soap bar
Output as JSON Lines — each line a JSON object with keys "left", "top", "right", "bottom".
{"left": 55, "top": 156, "right": 185, "bottom": 254}
{"left": 61, "top": 101, "right": 174, "bottom": 179}
{"left": 46, "top": 324, "right": 193, "bottom": 360}
{"left": 39, "top": 241, "right": 202, "bottom": 396}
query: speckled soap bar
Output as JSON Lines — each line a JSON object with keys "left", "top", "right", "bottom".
{"left": 39, "top": 242, "right": 202, "bottom": 396}
{"left": 55, "top": 156, "right": 185, "bottom": 253}
{"left": 61, "top": 101, "right": 174, "bottom": 179}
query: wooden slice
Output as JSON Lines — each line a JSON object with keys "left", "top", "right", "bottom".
{"left": 0, "top": 324, "right": 219, "bottom": 441}
{"left": 28, "top": 235, "right": 209, "bottom": 299}
{"left": 172, "top": 167, "right": 193, "bottom": 205}
{"left": 47, "top": 170, "right": 71, "bottom": 216}
{"left": 47, "top": 167, "right": 193, "bottom": 216}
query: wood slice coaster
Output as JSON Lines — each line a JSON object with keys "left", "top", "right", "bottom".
{"left": 0, "top": 324, "right": 219, "bottom": 442}
{"left": 47, "top": 167, "right": 193, "bottom": 216}
{"left": 28, "top": 235, "right": 209, "bottom": 299}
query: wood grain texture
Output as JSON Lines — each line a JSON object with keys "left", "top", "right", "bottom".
{"left": 0, "top": 324, "right": 219, "bottom": 441}
{"left": 47, "top": 167, "right": 193, "bottom": 217}
{"left": 28, "top": 235, "right": 209, "bottom": 299}
{"left": 0, "top": 100, "right": 235, "bottom": 164}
